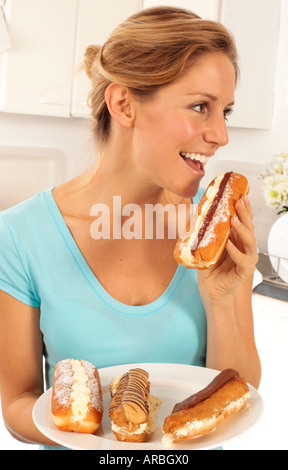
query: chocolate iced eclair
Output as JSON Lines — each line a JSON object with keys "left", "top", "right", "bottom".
{"left": 162, "top": 369, "right": 250, "bottom": 445}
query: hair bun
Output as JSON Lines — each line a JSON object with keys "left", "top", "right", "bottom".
{"left": 84, "top": 45, "right": 101, "bottom": 79}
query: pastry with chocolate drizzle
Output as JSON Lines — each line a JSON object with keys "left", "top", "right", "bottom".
{"left": 109, "top": 368, "right": 161, "bottom": 442}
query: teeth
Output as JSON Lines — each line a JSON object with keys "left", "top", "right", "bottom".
{"left": 181, "top": 153, "right": 210, "bottom": 164}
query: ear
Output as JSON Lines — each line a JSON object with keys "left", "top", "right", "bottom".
{"left": 105, "top": 83, "right": 135, "bottom": 128}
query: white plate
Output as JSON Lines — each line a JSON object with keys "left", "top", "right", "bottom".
{"left": 33, "top": 363, "right": 263, "bottom": 450}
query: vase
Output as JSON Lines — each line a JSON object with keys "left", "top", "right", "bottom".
{"left": 268, "top": 212, "right": 288, "bottom": 283}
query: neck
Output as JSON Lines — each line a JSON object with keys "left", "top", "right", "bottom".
{"left": 77, "top": 134, "right": 192, "bottom": 211}
{"left": 97, "top": 165, "right": 164, "bottom": 207}
{"left": 84, "top": 140, "right": 164, "bottom": 207}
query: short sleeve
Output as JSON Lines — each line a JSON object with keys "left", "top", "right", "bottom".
{"left": 0, "top": 215, "right": 40, "bottom": 307}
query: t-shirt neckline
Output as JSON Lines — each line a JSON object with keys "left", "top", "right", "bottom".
{"left": 44, "top": 189, "right": 187, "bottom": 316}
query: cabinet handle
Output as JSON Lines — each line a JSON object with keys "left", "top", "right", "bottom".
{"left": 38, "top": 99, "right": 68, "bottom": 106}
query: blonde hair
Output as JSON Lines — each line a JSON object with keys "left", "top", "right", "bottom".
{"left": 83, "top": 6, "right": 238, "bottom": 147}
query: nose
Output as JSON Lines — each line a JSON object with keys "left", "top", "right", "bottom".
{"left": 203, "top": 114, "right": 229, "bottom": 148}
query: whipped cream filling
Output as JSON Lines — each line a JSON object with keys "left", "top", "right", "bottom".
{"left": 111, "top": 394, "right": 162, "bottom": 436}
{"left": 162, "top": 392, "right": 250, "bottom": 447}
{"left": 180, "top": 173, "right": 225, "bottom": 265}
{"left": 70, "top": 359, "right": 91, "bottom": 421}
{"left": 112, "top": 421, "right": 149, "bottom": 436}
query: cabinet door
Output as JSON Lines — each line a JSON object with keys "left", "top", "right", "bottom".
{"left": 0, "top": 0, "right": 78, "bottom": 116}
{"left": 71, "top": 0, "right": 143, "bottom": 117}
{"left": 221, "top": 0, "right": 281, "bottom": 129}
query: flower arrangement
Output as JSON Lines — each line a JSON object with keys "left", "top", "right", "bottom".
{"left": 261, "top": 152, "right": 288, "bottom": 215}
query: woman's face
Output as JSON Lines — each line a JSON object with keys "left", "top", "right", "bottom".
{"left": 132, "top": 52, "right": 236, "bottom": 198}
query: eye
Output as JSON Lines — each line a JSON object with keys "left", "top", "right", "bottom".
{"left": 189, "top": 102, "right": 208, "bottom": 114}
{"left": 224, "top": 107, "right": 234, "bottom": 121}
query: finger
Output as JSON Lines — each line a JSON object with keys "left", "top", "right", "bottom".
{"left": 231, "top": 215, "right": 257, "bottom": 256}
{"left": 226, "top": 239, "right": 257, "bottom": 279}
{"left": 242, "top": 195, "right": 254, "bottom": 220}
{"left": 235, "top": 197, "right": 254, "bottom": 232}
{"left": 226, "top": 239, "right": 246, "bottom": 275}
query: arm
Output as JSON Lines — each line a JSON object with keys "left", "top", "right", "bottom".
{"left": 204, "top": 276, "right": 261, "bottom": 388}
{"left": 198, "top": 196, "right": 261, "bottom": 389}
{"left": 0, "top": 291, "right": 57, "bottom": 446}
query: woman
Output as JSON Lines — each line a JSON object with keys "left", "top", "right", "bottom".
{"left": 0, "top": 7, "right": 261, "bottom": 447}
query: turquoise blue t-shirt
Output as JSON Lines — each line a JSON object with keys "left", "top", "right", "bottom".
{"left": 0, "top": 188, "right": 207, "bottom": 390}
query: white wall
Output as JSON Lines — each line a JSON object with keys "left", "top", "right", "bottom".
{"left": 0, "top": 113, "right": 95, "bottom": 181}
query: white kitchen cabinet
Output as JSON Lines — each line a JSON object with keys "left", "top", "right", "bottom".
{"left": 221, "top": 0, "right": 281, "bottom": 130}
{"left": 0, "top": 3, "right": 10, "bottom": 51}
{"left": 0, "top": 0, "right": 78, "bottom": 117}
{"left": 0, "top": 0, "right": 142, "bottom": 117}
{"left": 71, "top": 0, "right": 143, "bottom": 117}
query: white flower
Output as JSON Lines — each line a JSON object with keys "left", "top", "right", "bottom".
{"left": 261, "top": 152, "right": 288, "bottom": 214}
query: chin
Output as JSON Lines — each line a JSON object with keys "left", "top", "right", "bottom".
{"left": 174, "top": 180, "right": 202, "bottom": 200}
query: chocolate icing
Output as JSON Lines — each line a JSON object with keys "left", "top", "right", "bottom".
{"left": 172, "top": 368, "right": 239, "bottom": 414}
{"left": 190, "top": 171, "right": 233, "bottom": 255}
{"left": 109, "top": 368, "right": 149, "bottom": 420}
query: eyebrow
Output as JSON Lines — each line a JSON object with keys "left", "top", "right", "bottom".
{"left": 187, "top": 92, "right": 235, "bottom": 107}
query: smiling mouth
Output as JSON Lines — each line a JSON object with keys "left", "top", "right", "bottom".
{"left": 180, "top": 152, "right": 210, "bottom": 176}
{"left": 180, "top": 152, "right": 210, "bottom": 164}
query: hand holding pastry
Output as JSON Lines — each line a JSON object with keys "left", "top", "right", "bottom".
{"left": 173, "top": 171, "right": 258, "bottom": 300}
{"left": 197, "top": 191, "right": 258, "bottom": 301}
